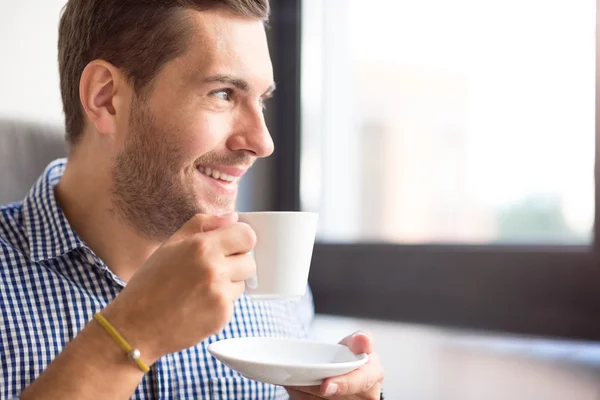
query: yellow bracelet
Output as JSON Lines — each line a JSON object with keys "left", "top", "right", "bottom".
{"left": 93, "top": 313, "right": 150, "bottom": 373}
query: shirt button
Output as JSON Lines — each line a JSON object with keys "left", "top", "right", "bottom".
{"left": 86, "top": 254, "right": 96, "bottom": 264}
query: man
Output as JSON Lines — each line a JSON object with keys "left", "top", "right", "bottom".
{"left": 0, "top": 0, "right": 384, "bottom": 399}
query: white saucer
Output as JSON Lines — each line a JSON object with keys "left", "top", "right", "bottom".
{"left": 207, "top": 337, "right": 369, "bottom": 386}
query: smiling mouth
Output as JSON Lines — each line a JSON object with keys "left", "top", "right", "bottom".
{"left": 197, "top": 166, "right": 239, "bottom": 183}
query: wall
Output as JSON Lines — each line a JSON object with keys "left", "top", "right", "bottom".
{"left": 0, "top": 1, "right": 67, "bottom": 125}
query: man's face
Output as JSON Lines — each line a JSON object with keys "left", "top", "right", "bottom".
{"left": 112, "top": 8, "right": 275, "bottom": 239}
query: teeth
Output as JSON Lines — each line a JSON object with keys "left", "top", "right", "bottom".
{"left": 198, "top": 166, "right": 236, "bottom": 182}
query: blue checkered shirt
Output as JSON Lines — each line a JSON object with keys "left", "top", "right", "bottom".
{"left": 0, "top": 159, "right": 314, "bottom": 399}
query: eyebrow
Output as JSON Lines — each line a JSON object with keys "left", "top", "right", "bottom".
{"left": 203, "top": 74, "right": 276, "bottom": 97}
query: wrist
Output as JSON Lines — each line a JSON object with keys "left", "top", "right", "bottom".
{"left": 19, "top": 313, "right": 147, "bottom": 400}
{"left": 100, "top": 303, "right": 163, "bottom": 365}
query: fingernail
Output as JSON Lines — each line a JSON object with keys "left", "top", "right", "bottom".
{"left": 324, "top": 382, "right": 338, "bottom": 396}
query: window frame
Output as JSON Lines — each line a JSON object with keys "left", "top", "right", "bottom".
{"left": 268, "top": 0, "right": 600, "bottom": 340}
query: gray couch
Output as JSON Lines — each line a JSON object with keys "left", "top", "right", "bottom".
{"left": 0, "top": 119, "right": 67, "bottom": 205}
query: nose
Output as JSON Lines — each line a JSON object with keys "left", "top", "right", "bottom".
{"left": 227, "top": 105, "right": 274, "bottom": 158}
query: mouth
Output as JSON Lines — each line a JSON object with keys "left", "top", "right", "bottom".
{"left": 196, "top": 165, "right": 247, "bottom": 196}
{"left": 198, "top": 166, "right": 240, "bottom": 183}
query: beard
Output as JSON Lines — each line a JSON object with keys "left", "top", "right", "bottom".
{"left": 111, "top": 95, "right": 249, "bottom": 240}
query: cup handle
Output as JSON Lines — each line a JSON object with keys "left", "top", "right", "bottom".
{"left": 245, "top": 250, "right": 259, "bottom": 289}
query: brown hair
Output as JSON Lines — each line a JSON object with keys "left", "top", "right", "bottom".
{"left": 58, "top": 0, "right": 269, "bottom": 145}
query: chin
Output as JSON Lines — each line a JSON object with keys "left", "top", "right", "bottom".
{"left": 196, "top": 199, "right": 237, "bottom": 217}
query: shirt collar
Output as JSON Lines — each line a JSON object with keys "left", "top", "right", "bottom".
{"left": 22, "top": 158, "right": 87, "bottom": 263}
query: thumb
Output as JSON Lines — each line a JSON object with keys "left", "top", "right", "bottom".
{"left": 178, "top": 212, "right": 239, "bottom": 237}
{"left": 200, "top": 212, "right": 239, "bottom": 232}
{"left": 339, "top": 331, "right": 374, "bottom": 355}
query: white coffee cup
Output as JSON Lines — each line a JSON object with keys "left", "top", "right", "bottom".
{"left": 238, "top": 212, "right": 319, "bottom": 301}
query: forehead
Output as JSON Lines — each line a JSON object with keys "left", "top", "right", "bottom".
{"left": 177, "top": 8, "right": 273, "bottom": 87}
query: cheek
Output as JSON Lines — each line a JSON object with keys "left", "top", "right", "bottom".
{"left": 151, "top": 89, "right": 233, "bottom": 160}
{"left": 181, "top": 114, "right": 232, "bottom": 157}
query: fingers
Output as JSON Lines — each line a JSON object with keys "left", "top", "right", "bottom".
{"left": 214, "top": 222, "right": 257, "bottom": 256}
{"left": 287, "top": 332, "right": 381, "bottom": 398}
{"left": 286, "top": 387, "right": 322, "bottom": 400}
{"left": 224, "top": 252, "right": 256, "bottom": 282}
{"left": 321, "top": 352, "right": 384, "bottom": 397}
{"left": 178, "top": 212, "right": 239, "bottom": 237}
{"left": 177, "top": 214, "right": 255, "bottom": 257}
{"left": 339, "top": 331, "right": 374, "bottom": 355}
{"left": 225, "top": 280, "right": 246, "bottom": 303}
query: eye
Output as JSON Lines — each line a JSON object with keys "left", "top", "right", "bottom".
{"left": 212, "top": 88, "right": 232, "bottom": 101}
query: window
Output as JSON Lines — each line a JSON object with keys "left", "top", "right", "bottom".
{"left": 301, "top": 0, "right": 595, "bottom": 245}
{"left": 268, "top": 0, "right": 600, "bottom": 339}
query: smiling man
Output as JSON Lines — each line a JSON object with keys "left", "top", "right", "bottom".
{"left": 0, "top": 1, "right": 384, "bottom": 399}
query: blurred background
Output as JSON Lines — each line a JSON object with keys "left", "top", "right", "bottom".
{"left": 300, "top": 0, "right": 594, "bottom": 245}
{"left": 1, "top": 1, "right": 600, "bottom": 398}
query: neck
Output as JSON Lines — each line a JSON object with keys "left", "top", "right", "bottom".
{"left": 55, "top": 147, "right": 161, "bottom": 283}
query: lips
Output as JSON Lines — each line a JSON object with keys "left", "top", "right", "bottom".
{"left": 195, "top": 164, "right": 249, "bottom": 196}
{"left": 197, "top": 166, "right": 237, "bottom": 182}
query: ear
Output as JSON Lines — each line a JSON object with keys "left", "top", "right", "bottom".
{"left": 79, "top": 60, "right": 128, "bottom": 138}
